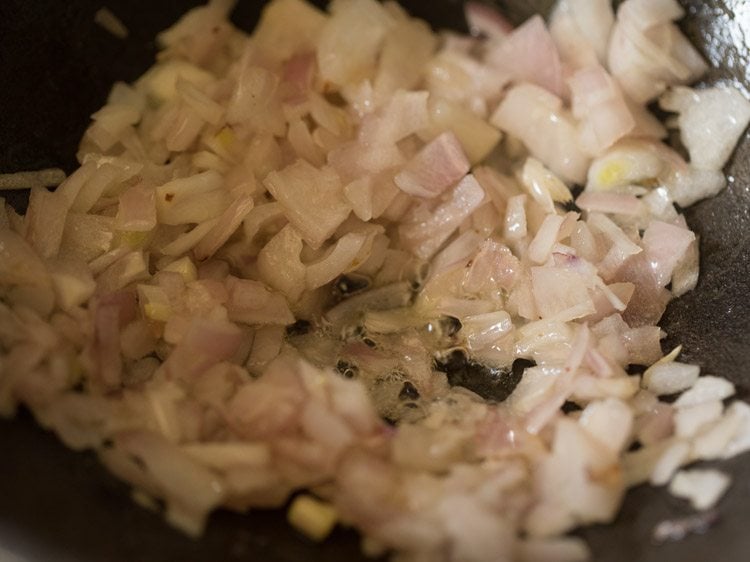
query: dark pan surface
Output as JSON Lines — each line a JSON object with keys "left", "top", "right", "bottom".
{"left": 0, "top": 1, "right": 749, "bottom": 560}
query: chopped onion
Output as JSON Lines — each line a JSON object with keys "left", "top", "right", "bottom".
{"left": 549, "top": 0, "right": 614, "bottom": 68}
{"left": 485, "top": 15, "right": 565, "bottom": 98}
{"left": 608, "top": 0, "right": 707, "bottom": 103}
{"left": 163, "top": 316, "right": 244, "bottom": 380}
{"left": 25, "top": 188, "right": 69, "bottom": 259}
{"left": 642, "top": 361, "right": 699, "bottom": 396}
{"left": 256, "top": 225, "right": 306, "bottom": 302}
{"left": 0, "top": 168, "right": 66, "bottom": 190}
{"left": 1, "top": 0, "right": 747, "bottom": 558}
{"left": 492, "top": 85, "right": 590, "bottom": 183}
{"left": 225, "top": 277, "right": 295, "bottom": 326}
{"left": 674, "top": 400, "right": 723, "bottom": 439}
{"left": 660, "top": 85, "right": 750, "bottom": 171}
{"left": 394, "top": 132, "right": 470, "bottom": 198}
{"left": 306, "top": 232, "right": 369, "bottom": 289}
{"left": 422, "top": 97, "right": 502, "bottom": 165}
{"left": 316, "top": 0, "right": 394, "bottom": 87}
{"left": 399, "top": 174, "right": 485, "bottom": 260}
{"left": 674, "top": 376, "right": 735, "bottom": 408}
{"left": 113, "top": 430, "right": 225, "bottom": 535}
{"left": 569, "top": 65, "right": 635, "bottom": 155}
{"left": 668, "top": 469, "right": 730, "bottom": 510}
{"left": 650, "top": 441, "right": 690, "bottom": 485}
{"left": 264, "top": 160, "right": 351, "bottom": 249}
{"left": 464, "top": 2, "right": 513, "bottom": 40}
{"left": 115, "top": 184, "right": 157, "bottom": 233}
{"left": 193, "top": 195, "right": 254, "bottom": 261}
{"left": 531, "top": 267, "right": 595, "bottom": 321}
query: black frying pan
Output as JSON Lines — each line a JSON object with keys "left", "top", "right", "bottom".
{"left": 1, "top": 1, "right": 749, "bottom": 560}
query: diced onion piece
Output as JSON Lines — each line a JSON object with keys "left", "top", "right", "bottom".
{"left": 531, "top": 267, "right": 595, "bottom": 321}
{"left": 60, "top": 212, "right": 114, "bottom": 262}
{"left": 549, "top": 0, "right": 614, "bottom": 68}
{"left": 242, "top": 202, "right": 285, "bottom": 242}
{"left": 264, "top": 160, "right": 351, "bottom": 249}
{"left": 163, "top": 316, "right": 244, "bottom": 380}
{"left": 138, "top": 287, "right": 172, "bottom": 324}
{"left": 176, "top": 78, "right": 224, "bottom": 125}
{"left": 25, "top": 187, "right": 69, "bottom": 259}
{"left": 421, "top": 97, "right": 501, "bottom": 165}
{"left": 113, "top": 430, "right": 225, "bottom": 536}
{"left": 485, "top": 15, "right": 565, "bottom": 98}
{"left": 359, "top": 90, "right": 429, "bottom": 145}
{"left": 586, "top": 141, "right": 665, "bottom": 191}
{"left": 575, "top": 192, "right": 645, "bottom": 216}
{"left": 257, "top": 225, "right": 306, "bottom": 302}
{"left": 226, "top": 277, "right": 295, "bottom": 326}
{"left": 674, "top": 376, "right": 735, "bottom": 408}
{"left": 671, "top": 238, "right": 699, "bottom": 298}
{"left": 587, "top": 212, "right": 642, "bottom": 278}
{"left": 569, "top": 65, "right": 635, "bottom": 155}
{"left": 226, "top": 64, "right": 285, "bottom": 134}
{"left": 182, "top": 442, "right": 272, "bottom": 469}
{"left": 89, "top": 104, "right": 140, "bottom": 150}
{"left": 245, "top": 325, "right": 285, "bottom": 373}
{"left": 666, "top": 166, "right": 726, "bottom": 207}
{"left": 579, "top": 398, "right": 634, "bottom": 454}
{"left": 316, "top": 0, "right": 394, "bottom": 87}
{"left": 463, "top": 238, "right": 520, "bottom": 293}
{"left": 252, "top": 0, "right": 326, "bottom": 61}
{"left": 116, "top": 184, "right": 157, "bottom": 232}
{"left": 0, "top": 168, "right": 66, "bottom": 190}
{"left": 288, "top": 119, "right": 325, "bottom": 166}
{"left": 520, "top": 158, "right": 573, "bottom": 213}
{"left": 343, "top": 177, "right": 375, "bottom": 222}
{"left": 425, "top": 50, "right": 508, "bottom": 115}
{"left": 155, "top": 171, "right": 226, "bottom": 226}
{"left": 650, "top": 441, "right": 690, "bottom": 485}
{"left": 399, "top": 174, "right": 485, "bottom": 260}
{"left": 193, "top": 196, "right": 254, "bottom": 261}
{"left": 492, "top": 84, "right": 589, "bottom": 183}
{"left": 160, "top": 220, "right": 219, "bottom": 257}
{"left": 674, "top": 400, "right": 723, "bottom": 439}
{"left": 326, "top": 281, "right": 413, "bottom": 328}
{"left": 161, "top": 257, "right": 198, "bottom": 283}
{"left": 504, "top": 194, "right": 527, "bottom": 240}
{"left": 394, "top": 132, "right": 470, "bottom": 198}
{"left": 461, "top": 311, "right": 512, "bottom": 350}
{"left": 374, "top": 20, "right": 437, "bottom": 101}
{"left": 306, "top": 232, "right": 368, "bottom": 290}
{"left": 660, "top": 85, "right": 750, "bottom": 171}
{"left": 140, "top": 60, "right": 214, "bottom": 102}
{"left": 528, "top": 214, "right": 565, "bottom": 264}
{"left": 722, "top": 402, "right": 750, "bottom": 459}
{"left": 642, "top": 220, "right": 695, "bottom": 287}
{"left": 642, "top": 362, "right": 699, "bottom": 396}
{"left": 619, "top": 0, "right": 684, "bottom": 30}
{"left": 464, "top": 2, "right": 513, "bottom": 40}
{"left": 49, "top": 259, "right": 96, "bottom": 311}
{"left": 668, "top": 469, "right": 730, "bottom": 510}
{"left": 608, "top": 0, "right": 707, "bottom": 103}
{"left": 96, "top": 251, "right": 149, "bottom": 294}
{"left": 691, "top": 411, "right": 744, "bottom": 461}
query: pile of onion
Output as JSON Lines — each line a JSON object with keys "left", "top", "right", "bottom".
{"left": 1, "top": 0, "right": 750, "bottom": 560}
